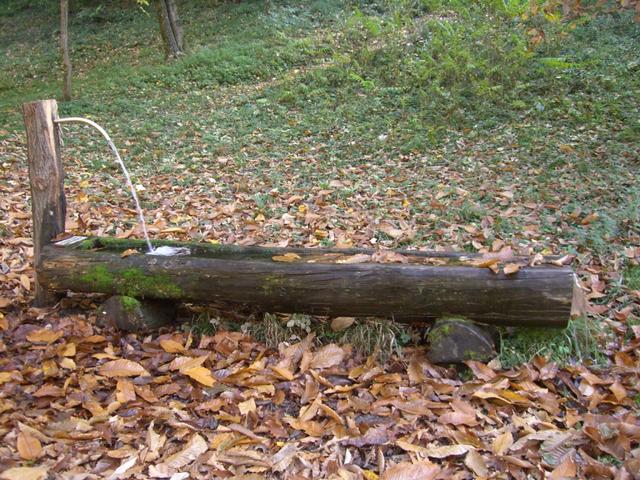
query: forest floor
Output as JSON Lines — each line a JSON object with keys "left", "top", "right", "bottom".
{"left": 1, "top": 1, "right": 639, "bottom": 479}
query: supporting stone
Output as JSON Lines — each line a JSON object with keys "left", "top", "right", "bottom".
{"left": 426, "top": 317, "right": 498, "bottom": 364}
{"left": 97, "top": 295, "right": 176, "bottom": 332}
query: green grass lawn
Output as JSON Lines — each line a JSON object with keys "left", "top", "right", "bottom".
{"left": 1, "top": 0, "right": 639, "bottom": 364}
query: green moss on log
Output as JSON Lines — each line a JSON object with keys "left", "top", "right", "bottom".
{"left": 80, "top": 266, "right": 183, "bottom": 299}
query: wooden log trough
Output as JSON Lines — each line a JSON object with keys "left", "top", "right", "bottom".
{"left": 37, "top": 236, "right": 578, "bottom": 327}
{"left": 24, "top": 99, "right": 582, "bottom": 345}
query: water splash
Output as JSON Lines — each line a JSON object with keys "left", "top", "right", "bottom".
{"left": 55, "top": 117, "right": 154, "bottom": 253}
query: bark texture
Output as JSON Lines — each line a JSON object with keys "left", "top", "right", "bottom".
{"left": 38, "top": 238, "right": 576, "bottom": 327}
{"left": 155, "top": 0, "right": 184, "bottom": 59}
{"left": 60, "top": 0, "right": 72, "bottom": 101}
{"left": 23, "top": 100, "right": 66, "bottom": 306}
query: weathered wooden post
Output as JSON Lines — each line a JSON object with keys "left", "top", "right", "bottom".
{"left": 23, "top": 99, "right": 66, "bottom": 306}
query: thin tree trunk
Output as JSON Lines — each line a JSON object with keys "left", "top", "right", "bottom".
{"left": 60, "top": 0, "right": 72, "bottom": 101}
{"left": 155, "top": 0, "right": 184, "bottom": 59}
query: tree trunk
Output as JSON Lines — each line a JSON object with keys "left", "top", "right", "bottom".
{"left": 60, "top": 0, "right": 72, "bottom": 101}
{"left": 37, "top": 237, "right": 577, "bottom": 327}
{"left": 22, "top": 100, "right": 67, "bottom": 306}
{"left": 155, "top": 0, "right": 184, "bottom": 59}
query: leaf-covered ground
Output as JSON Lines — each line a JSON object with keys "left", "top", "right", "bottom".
{"left": 1, "top": 1, "right": 640, "bottom": 478}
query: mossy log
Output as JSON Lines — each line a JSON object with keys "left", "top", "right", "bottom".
{"left": 38, "top": 237, "right": 578, "bottom": 327}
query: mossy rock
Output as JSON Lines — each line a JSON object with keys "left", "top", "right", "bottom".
{"left": 97, "top": 295, "right": 177, "bottom": 332}
{"left": 426, "top": 317, "right": 498, "bottom": 364}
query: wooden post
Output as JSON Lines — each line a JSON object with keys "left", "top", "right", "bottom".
{"left": 23, "top": 100, "right": 66, "bottom": 306}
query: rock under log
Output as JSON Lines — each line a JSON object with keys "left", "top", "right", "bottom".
{"left": 426, "top": 317, "right": 498, "bottom": 364}
{"left": 97, "top": 295, "right": 176, "bottom": 332}
{"left": 38, "top": 236, "right": 578, "bottom": 327}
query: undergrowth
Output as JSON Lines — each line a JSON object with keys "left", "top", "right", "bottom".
{"left": 498, "top": 317, "right": 608, "bottom": 369}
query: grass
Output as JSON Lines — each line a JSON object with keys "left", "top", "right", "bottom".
{"left": 625, "top": 265, "right": 640, "bottom": 291}
{"left": 187, "top": 311, "right": 412, "bottom": 360}
{"left": 2, "top": 0, "right": 639, "bottom": 366}
{"left": 498, "top": 317, "right": 608, "bottom": 369}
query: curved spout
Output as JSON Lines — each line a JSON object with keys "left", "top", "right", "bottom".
{"left": 55, "top": 116, "right": 154, "bottom": 253}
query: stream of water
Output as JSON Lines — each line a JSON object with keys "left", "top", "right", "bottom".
{"left": 55, "top": 117, "right": 155, "bottom": 253}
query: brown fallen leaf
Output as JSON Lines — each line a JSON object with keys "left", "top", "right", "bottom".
{"left": 309, "top": 344, "right": 345, "bottom": 369}
{"left": 116, "top": 379, "right": 137, "bottom": 403}
{"left": 159, "top": 338, "right": 186, "bottom": 353}
{"left": 550, "top": 454, "right": 577, "bottom": 480}
{"left": 26, "top": 328, "right": 63, "bottom": 344}
{"left": 438, "top": 400, "right": 478, "bottom": 426}
{"left": 238, "top": 398, "right": 257, "bottom": 415}
{"left": 272, "top": 252, "right": 301, "bottom": 262}
{"left": 493, "top": 431, "right": 514, "bottom": 455}
{"left": 331, "top": 317, "right": 355, "bottom": 332}
{"left": 465, "top": 449, "right": 489, "bottom": 477}
{"left": 504, "top": 263, "right": 520, "bottom": 275}
{"left": 182, "top": 366, "right": 215, "bottom": 387}
{"left": 550, "top": 254, "right": 573, "bottom": 266}
{"left": 372, "top": 251, "right": 408, "bottom": 263}
{"left": 381, "top": 461, "right": 440, "bottom": 480}
{"left": 150, "top": 433, "right": 208, "bottom": 475}
{"left": 336, "top": 253, "right": 371, "bottom": 264}
{"left": 379, "top": 222, "right": 404, "bottom": 239}
{"left": 97, "top": 359, "right": 149, "bottom": 378}
{"left": 0, "top": 467, "right": 48, "bottom": 480}
{"left": 120, "top": 248, "right": 139, "bottom": 258}
{"left": 17, "top": 431, "right": 42, "bottom": 460}
{"left": 20, "top": 274, "right": 30, "bottom": 291}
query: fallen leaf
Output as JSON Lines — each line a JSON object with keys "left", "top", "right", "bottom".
{"left": 438, "top": 400, "right": 477, "bottom": 426}
{"left": 493, "top": 431, "right": 514, "bottom": 455}
{"left": 465, "top": 449, "right": 489, "bottom": 477}
{"left": 379, "top": 222, "right": 404, "bottom": 239}
{"left": 182, "top": 366, "right": 215, "bottom": 386}
{"left": 121, "top": 248, "right": 139, "bottom": 258}
{"left": 0, "top": 371, "right": 18, "bottom": 384}
{"left": 20, "top": 274, "right": 30, "bottom": 290}
{"left": 0, "top": 467, "right": 48, "bottom": 480}
{"left": 151, "top": 434, "right": 208, "bottom": 473}
{"left": 309, "top": 344, "right": 345, "bottom": 369}
{"left": 98, "top": 359, "right": 149, "bottom": 377}
{"left": 423, "top": 444, "right": 472, "bottom": 458}
{"left": 108, "top": 455, "right": 137, "bottom": 480}
{"left": 504, "top": 263, "right": 520, "bottom": 275}
{"left": 26, "top": 329, "right": 63, "bottom": 344}
{"left": 272, "top": 252, "right": 301, "bottom": 262}
{"left": 331, "top": 317, "right": 355, "bottom": 332}
{"left": 337, "top": 253, "right": 371, "bottom": 264}
{"left": 381, "top": 461, "right": 440, "bottom": 480}
{"left": 550, "top": 454, "right": 577, "bottom": 480}
{"left": 239, "top": 398, "right": 257, "bottom": 415}
{"left": 17, "top": 432, "right": 42, "bottom": 460}
{"left": 159, "top": 338, "right": 186, "bottom": 353}
{"left": 116, "top": 379, "right": 137, "bottom": 403}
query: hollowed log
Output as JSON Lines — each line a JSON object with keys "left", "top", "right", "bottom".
{"left": 37, "top": 237, "right": 578, "bottom": 327}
